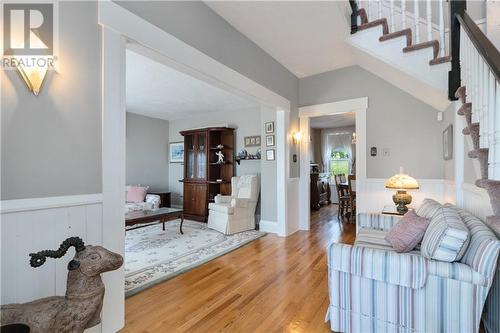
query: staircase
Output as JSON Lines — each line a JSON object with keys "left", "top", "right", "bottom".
{"left": 348, "top": 0, "right": 451, "bottom": 92}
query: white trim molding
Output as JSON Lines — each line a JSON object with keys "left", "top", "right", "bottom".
{"left": 0, "top": 194, "right": 103, "bottom": 214}
{"left": 298, "top": 97, "right": 368, "bottom": 231}
{"left": 259, "top": 220, "right": 278, "bottom": 234}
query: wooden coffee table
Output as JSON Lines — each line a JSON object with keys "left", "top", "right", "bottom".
{"left": 125, "top": 207, "right": 184, "bottom": 234}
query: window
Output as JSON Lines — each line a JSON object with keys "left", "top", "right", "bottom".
{"left": 329, "top": 150, "right": 350, "bottom": 177}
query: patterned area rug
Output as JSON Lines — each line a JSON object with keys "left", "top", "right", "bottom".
{"left": 125, "top": 219, "right": 266, "bottom": 297}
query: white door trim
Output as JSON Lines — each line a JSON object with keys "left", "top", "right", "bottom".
{"left": 298, "top": 97, "right": 368, "bottom": 230}
{"left": 98, "top": 4, "right": 292, "bottom": 329}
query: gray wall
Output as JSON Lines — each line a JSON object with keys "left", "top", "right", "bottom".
{"left": 299, "top": 66, "right": 445, "bottom": 179}
{"left": 1, "top": 2, "right": 101, "bottom": 200}
{"left": 126, "top": 113, "right": 169, "bottom": 189}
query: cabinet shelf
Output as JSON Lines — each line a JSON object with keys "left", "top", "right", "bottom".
{"left": 209, "top": 162, "right": 233, "bottom": 165}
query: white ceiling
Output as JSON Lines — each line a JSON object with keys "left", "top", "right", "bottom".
{"left": 310, "top": 112, "right": 355, "bottom": 129}
{"left": 126, "top": 48, "right": 259, "bottom": 120}
{"left": 205, "top": 1, "right": 355, "bottom": 78}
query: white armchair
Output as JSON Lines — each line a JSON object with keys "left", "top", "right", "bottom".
{"left": 207, "top": 175, "right": 260, "bottom": 235}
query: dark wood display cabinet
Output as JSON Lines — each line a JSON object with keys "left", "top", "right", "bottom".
{"left": 180, "top": 127, "right": 235, "bottom": 221}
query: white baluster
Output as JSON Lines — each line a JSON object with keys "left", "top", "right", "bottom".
{"left": 479, "top": 61, "right": 486, "bottom": 148}
{"left": 390, "top": 0, "right": 395, "bottom": 32}
{"left": 472, "top": 50, "right": 479, "bottom": 124}
{"left": 367, "top": 0, "right": 372, "bottom": 22}
{"left": 426, "top": 0, "right": 432, "bottom": 41}
{"left": 488, "top": 72, "right": 496, "bottom": 178}
{"left": 378, "top": 0, "right": 383, "bottom": 19}
{"left": 401, "top": 0, "right": 406, "bottom": 29}
{"left": 494, "top": 81, "right": 500, "bottom": 180}
{"left": 414, "top": 0, "right": 420, "bottom": 43}
{"left": 439, "top": 0, "right": 445, "bottom": 56}
{"left": 483, "top": 63, "right": 490, "bottom": 149}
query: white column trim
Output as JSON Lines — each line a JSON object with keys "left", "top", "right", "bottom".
{"left": 0, "top": 194, "right": 103, "bottom": 214}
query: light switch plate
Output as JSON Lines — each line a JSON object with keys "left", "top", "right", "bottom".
{"left": 383, "top": 148, "right": 390, "bottom": 157}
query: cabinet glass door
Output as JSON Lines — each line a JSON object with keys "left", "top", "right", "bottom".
{"left": 185, "top": 135, "right": 195, "bottom": 179}
{"left": 196, "top": 133, "right": 206, "bottom": 179}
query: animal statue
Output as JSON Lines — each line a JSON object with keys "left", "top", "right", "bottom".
{"left": 0, "top": 237, "right": 123, "bottom": 333}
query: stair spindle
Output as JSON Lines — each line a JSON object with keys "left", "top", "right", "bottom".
{"left": 390, "top": 0, "right": 395, "bottom": 32}
{"left": 367, "top": 0, "right": 372, "bottom": 22}
{"left": 426, "top": 0, "right": 432, "bottom": 42}
{"left": 439, "top": 0, "right": 445, "bottom": 56}
{"left": 378, "top": 0, "right": 383, "bottom": 19}
{"left": 495, "top": 81, "right": 500, "bottom": 180}
{"left": 414, "top": 0, "right": 420, "bottom": 43}
{"left": 401, "top": 0, "right": 406, "bottom": 29}
{"left": 472, "top": 49, "right": 479, "bottom": 124}
{"left": 481, "top": 62, "right": 489, "bottom": 149}
{"left": 488, "top": 72, "right": 496, "bottom": 178}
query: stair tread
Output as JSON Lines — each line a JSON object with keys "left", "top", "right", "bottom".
{"left": 357, "top": 8, "right": 368, "bottom": 24}
{"left": 379, "top": 28, "right": 412, "bottom": 47}
{"left": 457, "top": 102, "right": 471, "bottom": 115}
{"left": 455, "top": 86, "right": 467, "bottom": 104}
{"left": 403, "top": 40, "right": 439, "bottom": 59}
{"left": 430, "top": 56, "right": 451, "bottom": 66}
{"left": 358, "top": 18, "right": 389, "bottom": 35}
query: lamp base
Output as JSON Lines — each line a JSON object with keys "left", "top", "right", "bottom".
{"left": 392, "top": 190, "right": 412, "bottom": 214}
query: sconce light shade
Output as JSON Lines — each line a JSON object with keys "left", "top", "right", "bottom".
{"left": 293, "top": 132, "right": 303, "bottom": 144}
{"left": 16, "top": 61, "right": 48, "bottom": 96}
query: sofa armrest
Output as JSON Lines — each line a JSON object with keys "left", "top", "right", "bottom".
{"left": 231, "top": 198, "right": 249, "bottom": 208}
{"left": 145, "top": 194, "right": 161, "bottom": 209}
{"left": 427, "top": 260, "right": 488, "bottom": 286}
{"left": 328, "top": 243, "right": 427, "bottom": 289}
{"left": 215, "top": 195, "right": 232, "bottom": 204}
{"left": 357, "top": 213, "right": 402, "bottom": 232}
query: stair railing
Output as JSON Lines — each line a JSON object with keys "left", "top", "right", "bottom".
{"left": 353, "top": 0, "right": 448, "bottom": 56}
{"left": 455, "top": 9, "right": 500, "bottom": 180}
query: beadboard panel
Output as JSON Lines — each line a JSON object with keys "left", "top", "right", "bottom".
{"left": 1, "top": 196, "right": 105, "bottom": 332}
{"left": 462, "top": 182, "right": 494, "bottom": 222}
{"left": 359, "top": 178, "right": 446, "bottom": 213}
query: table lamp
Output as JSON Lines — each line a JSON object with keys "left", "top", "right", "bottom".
{"left": 385, "top": 167, "right": 419, "bottom": 214}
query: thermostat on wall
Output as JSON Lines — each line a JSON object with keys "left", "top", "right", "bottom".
{"left": 370, "top": 147, "right": 377, "bottom": 157}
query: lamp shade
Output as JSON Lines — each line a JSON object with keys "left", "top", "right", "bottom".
{"left": 385, "top": 172, "right": 419, "bottom": 190}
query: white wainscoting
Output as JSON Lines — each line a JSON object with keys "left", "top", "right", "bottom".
{"left": 0, "top": 194, "right": 113, "bottom": 333}
{"left": 359, "top": 178, "right": 447, "bottom": 213}
{"left": 462, "top": 182, "right": 494, "bottom": 221}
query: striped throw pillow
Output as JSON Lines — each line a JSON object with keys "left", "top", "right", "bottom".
{"left": 421, "top": 206, "right": 471, "bottom": 262}
{"left": 416, "top": 198, "right": 442, "bottom": 219}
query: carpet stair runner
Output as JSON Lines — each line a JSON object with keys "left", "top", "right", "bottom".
{"left": 356, "top": 7, "right": 451, "bottom": 66}
{"left": 455, "top": 86, "right": 500, "bottom": 233}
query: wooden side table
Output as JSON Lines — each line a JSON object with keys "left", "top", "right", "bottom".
{"left": 148, "top": 190, "right": 171, "bottom": 208}
{"left": 381, "top": 204, "right": 413, "bottom": 216}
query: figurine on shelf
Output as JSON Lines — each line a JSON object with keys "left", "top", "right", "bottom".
{"left": 216, "top": 144, "right": 224, "bottom": 150}
{"left": 256, "top": 149, "right": 261, "bottom": 159}
{"left": 237, "top": 149, "right": 248, "bottom": 159}
{"left": 216, "top": 151, "right": 225, "bottom": 164}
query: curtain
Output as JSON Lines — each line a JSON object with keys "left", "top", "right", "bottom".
{"left": 321, "top": 130, "right": 354, "bottom": 173}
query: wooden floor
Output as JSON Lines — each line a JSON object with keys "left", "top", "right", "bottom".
{"left": 122, "top": 204, "right": 355, "bottom": 333}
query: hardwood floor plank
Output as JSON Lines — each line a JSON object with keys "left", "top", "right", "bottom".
{"left": 121, "top": 204, "right": 354, "bottom": 333}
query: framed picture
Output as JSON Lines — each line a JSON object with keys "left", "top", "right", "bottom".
{"left": 244, "top": 135, "right": 261, "bottom": 147}
{"left": 266, "top": 135, "right": 275, "bottom": 147}
{"left": 265, "top": 121, "right": 274, "bottom": 133}
{"left": 170, "top": 142, "right": 184, "bottom": 163}
{"left": 443, "top": 125, "right": 453, "bottom": 160}
{"left": 266, "top": 149, "right": 275, "bottom": 161}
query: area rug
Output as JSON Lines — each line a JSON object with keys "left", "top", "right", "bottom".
{"left": 125, "top": 219, "right": 266, "bottom": 297}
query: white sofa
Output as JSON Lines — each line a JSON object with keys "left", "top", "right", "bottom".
{"left": 326, "top": 200, "right": 500, "bottom": 333}
{"left": 207, "top": 175, "right": 260, "bottom": 235}
{"left": 125, "top": 193, "right": 161, "bottom": 213}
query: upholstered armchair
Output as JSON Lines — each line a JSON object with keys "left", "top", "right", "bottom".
{"left": 326, "top": 205, "right": 500, "bottom": 333}
{"left": 208, "top": 175, "right": 260, "bottom": 235}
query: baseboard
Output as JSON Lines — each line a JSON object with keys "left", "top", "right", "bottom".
{"left": 259, "top": 219, "right": 277, "bottom": 234}
{"left": 1, "top": 193, "right": 103, "bottom": 214}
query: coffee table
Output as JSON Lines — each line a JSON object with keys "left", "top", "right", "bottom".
{"left": 125, "top": 207, "right": 184, "bottom": 234}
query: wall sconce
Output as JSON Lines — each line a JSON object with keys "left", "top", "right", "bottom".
{"left": 16, "top": 60, "right": 49, "bottom": 96}
{"left": 293, "top": 132, "right": 303, "bottom": 144}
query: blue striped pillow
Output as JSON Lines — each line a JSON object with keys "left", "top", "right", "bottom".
{"left": 421, "top": 206, "right": 471, "bottom": 262}
{"left": 416, "top": 198, "right": 442, "bottom": 219}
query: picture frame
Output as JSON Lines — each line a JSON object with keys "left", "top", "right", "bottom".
{"left": 266, "top": 149, "right": 275, "bottom": 161}
{"left": 170, "top": 142, "right": 184, "bottom": 163}
{"left": 265, "top": 121, "right": 274, "bottom": 133}
{"left": 244, "top": 135, "right": 261, "bottom": 147}
{"left": 266, "top": 135, "right": 275, "bottom": 147}
{"left": 443, "top": 125, "right": 453, "bottom": 160}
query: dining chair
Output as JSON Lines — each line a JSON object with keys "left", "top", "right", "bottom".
{"left": 347, "top": 174, "right": 356, "bottom": 223}
{"left": 334, "top": 174, "right": 350, "bottom": 221}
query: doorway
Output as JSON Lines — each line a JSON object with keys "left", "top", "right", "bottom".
{"left": 298, "top": 98, "right": 368, "bottom": 231}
